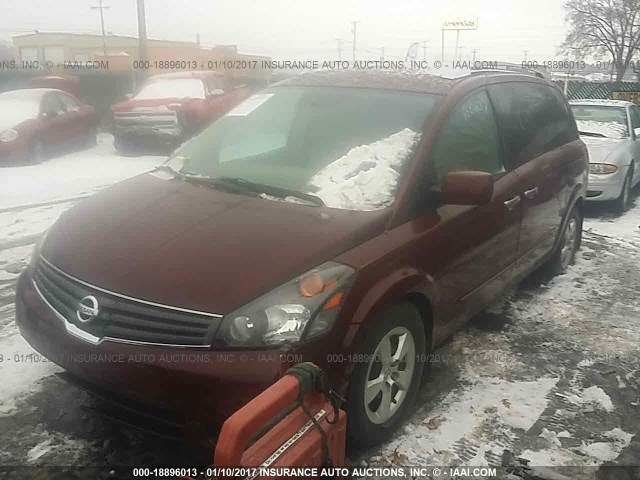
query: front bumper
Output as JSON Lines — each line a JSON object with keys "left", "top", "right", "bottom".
{"left": 0, "top": 139, "right": 30, "bottom": 165}
{"left": 586, "top": 167, "right": 628, "bottom": 201}
{"left": 15, "top": 270, "right": 282, "bottom": 430}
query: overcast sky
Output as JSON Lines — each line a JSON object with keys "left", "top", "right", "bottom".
{"left": 2, "top": 0, "right": 569, "bottom": 63}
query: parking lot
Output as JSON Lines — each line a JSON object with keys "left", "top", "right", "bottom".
{"left": 1, "top": 135, "right": 640, "bottom": 479}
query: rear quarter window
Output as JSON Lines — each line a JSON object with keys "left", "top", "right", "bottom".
{"left": 488, "top": 82, "right": 578, "bottom": 168}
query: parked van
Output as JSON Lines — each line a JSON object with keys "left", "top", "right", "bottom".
{"left": 17, "top": 69, "right": 588, "bottom": 447}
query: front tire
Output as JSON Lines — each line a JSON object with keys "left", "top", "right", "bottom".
{"left": 29, "top": 138, "right": 46, "bottom": 165}
{"left": 546, "top": 205, "right": 582, "bottom": 275}
{"left": 346, "top": 302, "right": 425, "bottom": 449}
{"left": 615, "top": 166, "right": 633, "bottom": 214}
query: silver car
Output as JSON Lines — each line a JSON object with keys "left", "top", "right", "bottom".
{"left": 570, "top": 100, "right": 640, "bottom": 211}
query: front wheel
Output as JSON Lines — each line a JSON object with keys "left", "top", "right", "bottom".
{"left": 29, "top": 138, "right": 46, "bottom": 165}
{"left": 615, "top": 167, "right": 633, "bottom": 214}
{"left": 546, "top": 205, "right": 582, "bottom": 275}
{"left": 346, "top": 302, "right": 425, "bottom": 449}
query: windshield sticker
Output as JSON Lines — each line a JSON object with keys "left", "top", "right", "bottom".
{"left": 226, "top": 93, "right": 274, "bottom": 116}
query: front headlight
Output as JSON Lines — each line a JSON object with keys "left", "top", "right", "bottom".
{"left": 0, "top": 129, "right": 18, "bottom": 143}
{"left": 589, "top": 163, "right": 618, "bottom": 175}
{"left": 215, "top": 262, "right": 355, "bottom": 347}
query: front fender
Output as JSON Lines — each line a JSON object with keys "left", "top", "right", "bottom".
{"left": 340, "top": 268, "right": 438, "bottom": 351}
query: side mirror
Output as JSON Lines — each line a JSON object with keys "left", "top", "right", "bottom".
{"left": 439, "top": 171, "right": 494, "bottom": 205}
{"left": 634, "top": 127, "right": 640, "bottom": 139}
{"left": 125, "top": 93, "right": 134, "bottom": 100}
{"left": 41, "top": 110, "right": 58, "bottom": 119}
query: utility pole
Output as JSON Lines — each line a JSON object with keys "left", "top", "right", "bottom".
{"left": 335, "top": 38, "right": 344, "bottom": 60}
{"left": 472, "top": 49, "right": 478, "bottom": 63}
{"left": 523, "top": 50, "right": 529, "bottom": 62}
{"left": 380, "top": 47, "right": 385, "bottom": 61}
{"left": 351, "top": 21, "right": 359, "bottom": 62}
{"left": 134, "top": 0, "right": 148, "bottom": 91}
{"left": 457, "top": 46, "right": 464, "bottom": 61}
{"left": 137, "top": 0, "right": 148, "bottom": 63}
{"left": 421, "top": 40, "right": 428, "bottom": 61}
{"left": 90, "top": 0, "right": 110, "bottom": 58}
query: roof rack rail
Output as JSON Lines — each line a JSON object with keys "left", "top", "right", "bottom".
{"left": 470, "top": 62, "right": 546, "bottom": 79}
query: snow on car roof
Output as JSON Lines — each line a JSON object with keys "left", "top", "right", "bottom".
{"left": 570, "top": 99, "right": 634, "bottom": 107}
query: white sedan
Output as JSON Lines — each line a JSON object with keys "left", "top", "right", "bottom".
{"left": 570, "top": 99, "right": 640, "bottom": 212}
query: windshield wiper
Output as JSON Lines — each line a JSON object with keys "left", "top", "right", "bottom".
{"left": 153, "top": 164, "right": 186, "bottom": 178}
{"left": 184, "top": 176, "right": 325, "bottom": 206}
{"left": 216, "top": 177, "right": 325, "bottom": 206}
{"left": 578, "top": 131, "right": 607, "bottom": 138}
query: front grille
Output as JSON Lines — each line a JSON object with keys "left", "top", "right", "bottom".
{"left": 33, "top": 258, "right": 221, "bottom": 346}
{"left": 114, "top": 111, "right": 178, "bottom": 128}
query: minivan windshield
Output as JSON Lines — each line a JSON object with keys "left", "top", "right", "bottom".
{"left": 571, "top": 105, "right": 629, "bottom": 139}
{"left": 172, "top": 86, "right": 439, "bottom": 211}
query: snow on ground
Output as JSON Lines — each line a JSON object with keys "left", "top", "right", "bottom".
{"left": 310, "top": 128, "right": 420, "bottom": 211}
{"left": 0, "top": 133, "right": 162, "bottom": 210}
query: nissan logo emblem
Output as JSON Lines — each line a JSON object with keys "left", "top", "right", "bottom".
{"left": 76, "top": 295, "right": 100, "bottom": 323}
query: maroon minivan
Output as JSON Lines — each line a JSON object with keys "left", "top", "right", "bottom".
{"left": 16, "top": 70, "right": 587, "bottom": 448}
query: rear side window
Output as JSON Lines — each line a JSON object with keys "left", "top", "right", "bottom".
{"left": 58, "top": 94, "right": 79, "bottom": 111}
{"left": 630, "top": 106, "right": 640, "bottom": 131}
{"left": 488, "top": 82, "right": 577, "bottom": 168}
{"left": 430, "top": 89, "right": 505, "bottom": 182}
{"left": 41, "top": 94, "right": 65, "bottom": 115}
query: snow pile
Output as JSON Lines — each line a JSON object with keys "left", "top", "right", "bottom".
{"left": 565, "top": 386, "right": 614, "bottom": 413}
{"left": 309, "top": 128, "right": 420, "bottom": 211}
{"left": 27, "top": 439, "right": 53, "bottom": 463}
{"left": 577, "top": 120, "right": 627, "bottom": 139}
{"left": 578, "top": 428, "right": 634, "bottom": 462}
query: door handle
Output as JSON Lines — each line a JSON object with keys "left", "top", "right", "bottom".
{"left": 504, "top": 195, "right": 521, "bottom": 210}
{"left": 524, "top": 186, "right": 539, "bottom": 199}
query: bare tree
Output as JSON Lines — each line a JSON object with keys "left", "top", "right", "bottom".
{"left": 563, "top": 0, "right": 640, "bottom": 81}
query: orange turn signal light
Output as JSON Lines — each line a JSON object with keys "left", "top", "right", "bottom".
{"left": 322, "top": 291, "right": 344, "bottom": 311}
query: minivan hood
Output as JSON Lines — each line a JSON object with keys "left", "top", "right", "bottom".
{"left": 41, "top": 174, "right": 389, "bottom": 314}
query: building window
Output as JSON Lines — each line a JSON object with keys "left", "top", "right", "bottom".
{"left": 20, "top": 47, "right": 39, "bottom": 63}
{"left": 43, "top": 46, "right": 65, "bottom": 64}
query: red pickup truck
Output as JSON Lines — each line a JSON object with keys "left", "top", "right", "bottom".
{"left": 111, "top": 70, "right": 249, "bottom": 154}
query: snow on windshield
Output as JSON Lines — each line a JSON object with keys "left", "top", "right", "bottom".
{"left": 0, "top": 98, "right": 40, "bottom": 128}
{"left": 309, "top": 128, "right": 421, "bottom": 211}
{"left": 576, "top": 120, "right": 628, "bottom": 139}
{"left": 135, "top": 78, "right": 206, "bottom": 100}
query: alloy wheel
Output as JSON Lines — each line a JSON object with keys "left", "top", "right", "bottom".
{"left": 622, "top": 175, "right": 630, "bottom": 209}
{"left": 364, "top": 326, "right": 416, "bottom": 424}
{"left": 560, "top": 217, "right": 578, "bottom": 271}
